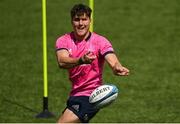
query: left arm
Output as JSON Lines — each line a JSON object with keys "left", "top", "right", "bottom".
{"left": 105, "top": 53, "right": 129, "bottom": 76}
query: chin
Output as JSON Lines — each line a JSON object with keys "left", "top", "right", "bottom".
{"left": 77, "top": 32, "right": 86, "bottom": 37}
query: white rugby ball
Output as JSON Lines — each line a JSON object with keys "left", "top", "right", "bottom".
{"left": 89, "top": 84, "right": 119, "bottom": 108}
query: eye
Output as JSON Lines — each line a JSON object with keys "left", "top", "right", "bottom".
{"left": 82, "top": 18, "right": 87, "bottom": 21}
{"left": 73, "top": 18, "right": 80, "bottom": 21}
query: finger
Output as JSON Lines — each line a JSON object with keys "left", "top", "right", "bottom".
{"left": 86, "top": 51, "right": 92, "bottom": 55}
{"left": 123, "top": 68, "right": 129, "bottom": 73}
{"left": 86, "top": 53, "right": 96, "bottom": 60}
{"left": 89, "top": 55, "right": 96, "bottom": 60}
{"left": 119, "top": 67, "right": 129, "bottom": 73}
{"left": 116, "top": 72, "right": 129, "bottom": 76}
{"left": 115, "top": 71, "right": 129, "bottom": 76}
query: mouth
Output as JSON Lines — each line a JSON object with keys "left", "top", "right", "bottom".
{"left": 77, "top": 27, "right": 85, "bottom": 31}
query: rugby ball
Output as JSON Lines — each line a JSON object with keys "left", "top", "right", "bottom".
{"left": 89, "top": 84, "right": 119, "bottom": 108}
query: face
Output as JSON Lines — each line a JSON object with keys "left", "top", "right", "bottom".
{"left": 72, "top": 13, "right": 91, "bottom": 38}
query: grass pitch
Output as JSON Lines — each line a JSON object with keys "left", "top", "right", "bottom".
{"left": 0, "top": 0, "right": 180, "bottom": 123}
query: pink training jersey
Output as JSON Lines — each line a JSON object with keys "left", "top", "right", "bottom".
{"left": 55, "top": 32, "right": 114, "bottom": 96}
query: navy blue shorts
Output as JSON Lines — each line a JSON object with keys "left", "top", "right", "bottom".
{"left": 65, "top": 96, "right": 99, "bottom": 123}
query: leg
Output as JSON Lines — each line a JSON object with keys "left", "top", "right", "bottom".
{"left": 57, "top": 108, "right": 81, "bottom": 123}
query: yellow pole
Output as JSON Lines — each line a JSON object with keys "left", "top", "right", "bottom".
{"left": 42, "top": 0, "right": 48, "bottom": 97}
{"left": 36, "top": 0, "right": 54, "bottom": 118}
{"left": 89, "top": 0, "right": 94, "bottom": 32}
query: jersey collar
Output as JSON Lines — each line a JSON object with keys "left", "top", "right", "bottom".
{"left": 71, "top": 32, "right": 91, "bottom": 42}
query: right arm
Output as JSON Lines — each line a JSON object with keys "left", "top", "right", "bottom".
{"left": 56, "top": 50, "right": 96, "bottom": 69}
{"left": 56, "top": 49, "right": 80, "bottom": 69}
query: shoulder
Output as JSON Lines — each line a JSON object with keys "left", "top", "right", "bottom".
{"left": 56, "top": 32, "right": 72, "bottom": 42}
{"left": 91, "top": 32, "right": 112, "bottom": 46}
{"left": 92, "top": 32, "right": 106, "bottom": 39}
{"left": 55, "top": 32, "right": 73, "bottom": 50}
{"left": 92, "top": 32, "right": 110, "bottom": 42}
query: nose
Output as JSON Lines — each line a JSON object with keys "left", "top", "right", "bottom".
{"left": 79, "top": 19, "right": 83, "bottom": 25}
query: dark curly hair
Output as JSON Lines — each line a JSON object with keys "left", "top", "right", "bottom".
{"left": 71, "top": 4, "right": 92, "bottom": 20}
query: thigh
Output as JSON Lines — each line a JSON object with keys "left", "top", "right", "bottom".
{"left": 57, "top": 108, "right": 81, "bottom": 123}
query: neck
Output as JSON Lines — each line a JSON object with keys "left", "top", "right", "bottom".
{"left": 74, "top": 31, "right": 90, "bottom": 41}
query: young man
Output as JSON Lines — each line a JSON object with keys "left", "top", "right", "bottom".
{"left": 55, "top": 4, "right": 129, "bottom": 123}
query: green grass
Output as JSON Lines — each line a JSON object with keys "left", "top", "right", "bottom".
{"left": 0, "top": 0, "right": 180, "bottom": 123}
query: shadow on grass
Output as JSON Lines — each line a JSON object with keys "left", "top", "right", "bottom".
{"left": 2, "top": 97, "right": 38, "bottom": 114}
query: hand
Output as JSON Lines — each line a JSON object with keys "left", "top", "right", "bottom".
{"left": 80, "top": 51, "right": 96, "bottom": 64}
{"left": 113, "top": 63, "right": 129, "bottom": 76}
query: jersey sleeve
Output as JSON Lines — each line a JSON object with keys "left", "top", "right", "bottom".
{"left": 55, "top": 35, "right": 69, "bottom": 51}
{"left": 99, "top": 36, "right": 114, "bottom": 56}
